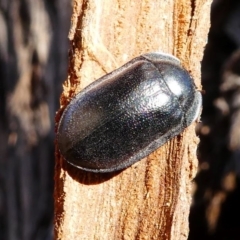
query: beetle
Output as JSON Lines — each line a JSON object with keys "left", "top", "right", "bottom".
{"left": 57, "top": 52, "right": 202, "bottom": 173}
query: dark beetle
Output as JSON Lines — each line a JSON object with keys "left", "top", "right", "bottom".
{"left": 57, "top": 52, "right": 202, "bottom": 173}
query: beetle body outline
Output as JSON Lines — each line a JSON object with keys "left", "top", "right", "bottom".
{"left": 57, "top": 52, "right": 202, "bottom": 173}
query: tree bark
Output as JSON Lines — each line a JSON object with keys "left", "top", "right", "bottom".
{"left": 54, "top": 0, "right": 212, "bottom": 239}
{"left": 0, "top": 0, "right": 71, "bottom": 239}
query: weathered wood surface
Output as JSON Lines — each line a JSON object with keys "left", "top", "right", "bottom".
{"left": 55, "top": 0, "right": 212, "bottom": 239}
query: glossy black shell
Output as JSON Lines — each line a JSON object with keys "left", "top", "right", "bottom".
{"left": 57, "top": 52, "right": 202, "bottom": 173}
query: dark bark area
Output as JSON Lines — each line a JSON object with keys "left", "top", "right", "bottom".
{"left": 189, "top": 0, "right": 240, "bottom": 239}
{"left": 0, "top": 1, "right": 71, "bottom": 239}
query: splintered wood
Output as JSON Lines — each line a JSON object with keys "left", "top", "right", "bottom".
{"left": 55, "top": 0, "right": 212, "bottom": 239}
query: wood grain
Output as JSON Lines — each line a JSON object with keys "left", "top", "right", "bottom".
{"left": 55, "top": 0, "right": 212, "bottom": 239}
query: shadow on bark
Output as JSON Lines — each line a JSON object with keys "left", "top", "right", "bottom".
{"left": 189, "top": 0, "right": 240, "bottom": 239}
{"left": 0, "top": 0, "right": 71, "bottom": 239}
